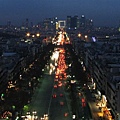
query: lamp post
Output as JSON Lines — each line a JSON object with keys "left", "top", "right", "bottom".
{"left": 26, "top": 33, "right": 30, "bottom": 37}
{"left": 78, "top": 33, "right": 81, "bottom": 38}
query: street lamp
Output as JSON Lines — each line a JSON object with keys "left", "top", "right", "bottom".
{"left": 32, "top": 35, "right": 35, "bottom": 38}
{"left": 36, "top": 33, "right": 40, "bottom": 37}
{"left": 85, "top": 35, "right": 88, "bottom": 39}
{"left": 78, "top": 33, "right": 81, "bottom": 37}
{"left": 26, "top": 33, "right": 30, "bottom": 37}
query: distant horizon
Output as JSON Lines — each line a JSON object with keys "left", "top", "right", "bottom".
{"left": 0, "top": 0, "right": 120, "bottom": 27}
{"left": 0, "top": 16, "right": 119, "bottom": 28}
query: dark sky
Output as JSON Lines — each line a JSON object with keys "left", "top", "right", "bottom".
{"left": 0, "top": 0, "right": 120, "bottom": 27}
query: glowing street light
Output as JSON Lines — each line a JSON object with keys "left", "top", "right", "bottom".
{"left": 32, "top": 35, "right": 35, "bottom": 38}
{"left": 85, "top": 35, "right": 88, "bottom": 39}
{"left": 78, "top": 33, "right": 81, "bottom": 37}
{"left": 26, "top": 33, "right": 30, "bottom": 37}
{"left": 36, "top": 33, "right": 40, "bottom": 37}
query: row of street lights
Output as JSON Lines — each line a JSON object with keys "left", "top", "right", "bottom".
{"left": 26, "top": 32, "right": 40, "bottom": 38}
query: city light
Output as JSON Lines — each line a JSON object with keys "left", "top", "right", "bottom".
{"left": 85, "top": 35, "right": 88, "bottom": 38}
{"left": 36, "top": 33, "right": 40, "bottom": 37}
{"left": 32, "top": 35, "right": 35, "bottom": 38}
{"left": 26, "top": 33, "right": 30, "bottom": 37}
{"left": 78, "top": 33, "right": 81, "bottom": 37}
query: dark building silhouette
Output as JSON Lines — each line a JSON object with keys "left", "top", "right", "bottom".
{"left": 80, "top": 15, "right": 86, "bottom": 28}
{"left": 26, "top": 18, "right": 29, "bottom": 28}
{"left": 66, "top": 16, "right": 79, "bottom": 30}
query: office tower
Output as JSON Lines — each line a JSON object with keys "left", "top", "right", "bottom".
{"left": 43, "top": 17, "right": 57, "bottom": 32}
{"left": 86, "top": 19, "right": 93, "bottom": 29}
{"left": 80, "top": 15, "right": 86, "bottom": 28}
{"left": 66, "top": 16, "right": 79, "bottom": 29}
{"left": 7, "top": 21, "right": 11, "bottom": 28}
{"left": 66, "top": 16, "right": 71, "bottom": 29}
{"left": 43, "top": 18, "right": 52, "bottom": 31}
{"left": 71, "top": 15, "right": 79, "bottom": 29}
{"left": 26, "top": 18, "right": 29, "bottom": 28}
{"left": 30, "top": 22, "right": 33, "bottom": 28}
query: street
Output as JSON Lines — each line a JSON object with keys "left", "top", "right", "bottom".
{"left": 26, "top": 47, "right": 72, "bottom": 120}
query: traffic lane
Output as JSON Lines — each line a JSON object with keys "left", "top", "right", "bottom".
{"left": 29, "top": 74, "right": 54, "bottom": 118}
{"left": 70, "top": 84, "right": 92, "bottom": 119}
{"left": 49, "top": 84, "right": 72, "bottom": 120}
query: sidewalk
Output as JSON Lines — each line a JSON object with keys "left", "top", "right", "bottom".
{"left": 85, "top": 89, "right": 103, "bottom": 120}
{"left": 88, "top": 100, "right": 103, "bottom": 120}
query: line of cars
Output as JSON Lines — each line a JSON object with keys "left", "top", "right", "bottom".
{"left": 52, "top": 48, "right": 67, "bottom": 108}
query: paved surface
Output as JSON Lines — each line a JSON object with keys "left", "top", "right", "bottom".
{"left": 85, "top": 89, "right": 103, "bottom": 120}
{"left": 27, "top": 52, "right": 72, "bottom": 120}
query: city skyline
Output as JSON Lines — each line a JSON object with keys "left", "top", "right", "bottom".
{"left": 0, "top": 0, "right": 120, "bottom": 27}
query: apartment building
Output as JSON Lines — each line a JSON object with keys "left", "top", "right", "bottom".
{"left": 82, "top": 39, "right": 120, "bottom": 120}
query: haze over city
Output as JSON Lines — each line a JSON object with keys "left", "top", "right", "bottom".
{"left": 0, "top": 0, "right": 120, "bottom": 27}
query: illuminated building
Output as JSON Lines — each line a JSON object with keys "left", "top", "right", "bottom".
{"left": 58, "top": 20, "right": 66, "bottom": 29}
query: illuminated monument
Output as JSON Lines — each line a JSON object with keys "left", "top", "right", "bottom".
{"left": 58, "top": 20, "right": 66, "bottom": 29}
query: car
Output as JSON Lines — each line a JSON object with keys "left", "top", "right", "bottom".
{"left": 60, "top": 101, "right": 64, "bottom": 106}
{"left": 26, "top": 111, "right": 31, "bottom": 115}
{"left": 52, "top": 94, "right": 57, "bottom": 98}
{"left": 54, "top": 79, "right": 58, "bottom": 82}
{"left": 54, "top": 84, "right": 57, "bottom": 88}
{"left": 34, "top": 115, "right": 38, "bottom": 120}
{"left": 55, "top": 75, "right": 59, "bottom": 79}
{"left": 44, "top": 114, "right": 49, "bottom": 119}
{"left": 64, "top": 112, "right": 68, "bottom": 117}
{"left": 60, "top": 93, "right": 63, "bottom": 97}
{"left": 58, "top": 83, "right": 62, "bottom": 87}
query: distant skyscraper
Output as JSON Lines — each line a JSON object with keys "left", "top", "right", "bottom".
{"left": 30, "top": 22, "right": 33, "bottom": 28}
{"left": 43, "top": 18, "right": 51, "bottom": 31}
{"left": 26, "top": 18, "right": 29, "bottom": 28}
{"left": 7, "top": 21, "right": 11, "bottom": 27}
{"left": 66, "top": 16, "right": 71, "bottom": 29}
{"left": 86, "top": 19, "right": 93, "bottom": 28}
{"left": 66, "top": 16, "right": 79, "bottom": 29}
{"left": 71, "top": 15, "right": 79, "bottom": 29}
{"left": 43, "top": 17, "right": 56, "bottom": 32}
{"left": 80, "top": 15, "right": 86, "bottom": 28}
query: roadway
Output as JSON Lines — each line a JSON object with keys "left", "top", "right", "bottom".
{"left": 26, "top": 47, "right": 72, "bottom": 120}
{"left": 29, "top": 71, "right": 54, "bottom": 119}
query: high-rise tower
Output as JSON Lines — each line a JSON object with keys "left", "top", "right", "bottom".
{"left": 80, "top": 15, "right": 86, "bottom": 28}
{"left": 66, "top": 16, "right": 79, "bottom": 29}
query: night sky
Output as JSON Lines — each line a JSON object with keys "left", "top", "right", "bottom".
{"left": 0, "top": 0, "right": 120, "bottom": 26}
